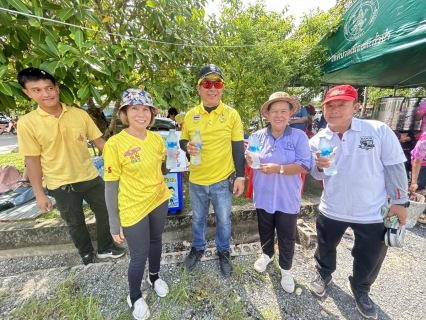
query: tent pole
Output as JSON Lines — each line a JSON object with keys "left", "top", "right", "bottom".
{"left": 393, "top": 87, "right": 397, "bottom": 96}
{"left": 361, "top": 87, "right": 368, "bottom": 117}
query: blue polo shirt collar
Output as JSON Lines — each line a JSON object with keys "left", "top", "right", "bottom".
{"left": 266, "top": 124, "right": 292, "bottom": 137}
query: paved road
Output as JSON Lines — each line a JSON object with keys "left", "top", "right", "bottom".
{"left": 0, "top": 134, "right": 18, "bottom": 154}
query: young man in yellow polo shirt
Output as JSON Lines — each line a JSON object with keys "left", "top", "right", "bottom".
{"left": 180, "top": 64, "right": 245, "bottom": 276}
{"left": 17, "top": 67, "right": 124, "bottom": 265}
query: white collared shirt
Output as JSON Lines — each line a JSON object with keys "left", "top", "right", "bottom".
{"left": 309, "top": 118, "right": 406, "bottom": 223}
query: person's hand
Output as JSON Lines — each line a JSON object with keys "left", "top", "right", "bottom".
{"left": 387, "top": 204, "right": 407, "bottom": 226}
{"left": 36, "top": 194, "right": 52, "bottom": 213}
{"left": 258, "top": 163, "right": 279, "bottom": 175}
{"left": 409, "top": 183, "right": 418, "bottom": 194}
{"left": 245, "top": 153, "right": 253, "bottom": 167}
{"left": 112, "top": 227, "right": 125, "bottom": 244}
{"left": 186, "top": 141, "right": 200, "bottom": 156}
{"left": 314, "top": 150, "right": 333, "bottom": 170}
{"left": 233, "top": 179, "right": 244, "bottom": 197}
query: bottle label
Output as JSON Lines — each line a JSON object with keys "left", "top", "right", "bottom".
{"left": 249, "top": 146, "right": 260, "bottom": 153}
{"left": 167, "top": 142, "right": 177, "bottom": 148}
{"left": 320, "top": 147, "right": 333, "bottom": 157}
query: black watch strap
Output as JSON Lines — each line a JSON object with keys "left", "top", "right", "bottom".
{"left": 394, "top": 201, "right": 410, "bottom": 208}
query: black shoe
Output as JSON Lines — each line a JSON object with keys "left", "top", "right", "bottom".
{"left": 0, "top": 201, "right": 15, "bottom": 211}
{"left": 185, "top": 247, "right": 204, "bottom": 271}
{"left": 347, "top": 282, "right": 378, "bottom": 319}
{"left": 218, "top": 251, "right": 232, "bottom": 276}
{"left": 97, "top": 244, "right": 125, "bottom": 259}
{"left": 82, "top": 252, "right": 94, "bottom": 265}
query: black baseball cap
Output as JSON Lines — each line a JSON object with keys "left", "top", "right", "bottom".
{"left": 198, "top": 64, "right": 224, "bottom": 80}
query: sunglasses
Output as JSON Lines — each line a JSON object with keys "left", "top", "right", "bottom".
{"left": 201, "top": 80, "right": 223, "bottom": 89}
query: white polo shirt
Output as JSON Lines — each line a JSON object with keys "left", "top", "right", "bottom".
{"left": 309, "top": 118, "right": 406, "bottom": 223}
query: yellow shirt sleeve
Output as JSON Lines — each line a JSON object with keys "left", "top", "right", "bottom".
{"left": 231, "top": 110, "right": 244, "bottom": 141}
{"left": 82, "top": 111, "right": 103, "bottom": 141}
{"left": 103, "top": 138, "right": 121, "bottom": 181}
{"left": 180, "top": 113, "right": 190, "bottom": 141}
{"left": 17, "top": 116, "right": 42, "bottom": 156}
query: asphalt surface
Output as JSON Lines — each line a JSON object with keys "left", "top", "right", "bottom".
{"left": 0, "top": 134, "right": 18, "bottom": 154}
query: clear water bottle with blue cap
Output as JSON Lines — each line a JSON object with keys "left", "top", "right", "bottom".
{"left": 166, "top": 129, "right": 178, "bottom": 169}
{"left": 318, "top": 136, "right": 337, "bottom": 176}
{"left": 249, "top": 133, "right": 261, "bottom": 169}
{"left": 191, "top": 130, "right": 202, "bottom": 165}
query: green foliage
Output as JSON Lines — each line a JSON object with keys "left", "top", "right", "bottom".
{"left": 10, "top": 278, "right": 103, "bottom": 320}
{"left": 1, "top": 0, "right": 348, "bottom": 130}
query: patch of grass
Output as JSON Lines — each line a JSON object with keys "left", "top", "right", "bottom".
{"left": 259, "top": 307, "right": 282, "bottom": 320}
{"left": 0, "top": 289, "right": 11, "bottom": 306}
{"left": 10, "top": 277, "right": 103, "bottom": 320}
{"left": 301, "top": 174, "right": 323, "bottom": 199}
{"left": 0, "top": 153, "right": 25, "bottom": 171}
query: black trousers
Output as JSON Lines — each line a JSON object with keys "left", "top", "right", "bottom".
{"left": 49, "top": 176, "right": 113, "bottom": 257}
{"left": 256, "top": 209, "right": 298, "bottom": 270}
{"left": 123, "top": 201, "right": 168, "bottom": 299}
{"left": 315, "top": 212, "right": 388, "bottom": 293}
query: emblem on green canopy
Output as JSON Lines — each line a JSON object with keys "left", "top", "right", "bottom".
{"left": 344, "top": 0, "right": 379, "bottom": 41}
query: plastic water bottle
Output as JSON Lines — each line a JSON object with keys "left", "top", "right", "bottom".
{"left": 166, "top": 130, "right": 178, "bottom": 169}
{"left": 249, "top": 133, "right": 261, "bottom": 169}
{"left": 318, "top": 136, "right": 337, "bottom": 176}
{"left": 191, "top": 130, "right": 202, "bottom": 165}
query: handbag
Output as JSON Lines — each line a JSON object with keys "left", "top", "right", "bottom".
{"left": 381, "top": 206, "right": 405, "bottom": 248}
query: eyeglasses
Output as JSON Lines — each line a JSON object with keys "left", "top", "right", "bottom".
{"left": 201, "top": 80, "right": 223, "bottom": 89}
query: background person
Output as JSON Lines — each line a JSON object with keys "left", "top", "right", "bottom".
{"left": 17, "top": 67, "right": 124, "bottom": 265}
{"left": 246, "top": 92, "right": 311, "bottom": 293}
{"left": 167, "top": 107, "right": 178, "bottom": 121}
{"left": 308, "top": 85, "right": 408, "bottom": 320}
{"left": 103, "top": 89, "right": 172, "bottom": 320}
{"left": 0, "top": 168, "right": 47, "bottom": 211}
{"left": 289, "top": 105, "right": 308, "bottom": 131}
{"left": 180, "top": 64, "right": 245, "bottom": 276}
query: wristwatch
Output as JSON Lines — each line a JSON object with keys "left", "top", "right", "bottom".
{"left": 394, "top": 201, "right": 410, "bottom": 208}
{"left": 279, "top": 165, "right": 284, "bottom": 174}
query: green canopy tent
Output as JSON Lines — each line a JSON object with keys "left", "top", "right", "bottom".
{"left": 320, "top": 0, "right": 426, "bottom": 88}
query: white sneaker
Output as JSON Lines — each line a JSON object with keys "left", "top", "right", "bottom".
{"left": 280, "top": 268, "right": 295, "bottom": 293}
{"left": 254, "top": 253, "right": 274, "bottom": 272}
{"left": 127, "top": 295, "right": 150, "bottom": 320}
{"left": 147, "top": 276, "right": 169, "bottom": 297}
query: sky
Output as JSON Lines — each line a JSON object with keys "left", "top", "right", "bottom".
{"left": 205, "top": 0, "right": 337, "bottom": 25}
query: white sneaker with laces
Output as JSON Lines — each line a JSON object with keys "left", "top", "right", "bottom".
{"left": 253, "top": 253, "right": 274, "bottom": 273}
{"left": 126, "top": 295, "right": 150, "bottom": 320}
{"left": 280, "top": 268, "right": 295, "bottom": 293}
{"left": 147, "top": 277, "right": 169, "bottom": 297}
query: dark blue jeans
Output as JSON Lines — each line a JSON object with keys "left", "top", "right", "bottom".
{"left": 315, "top": 212, "right": 388, "bottom": 293}
{"left": 189, "top": 179, "right": 232, "bottom": 252}
{"left": 48, "top": 176, "right": 113, "bottom": 257}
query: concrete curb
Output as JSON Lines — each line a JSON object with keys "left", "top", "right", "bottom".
{"left": 0, "top": 198, "right": 320, "bottom": 250}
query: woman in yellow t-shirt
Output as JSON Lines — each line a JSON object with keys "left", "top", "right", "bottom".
{"left": 103, "top": 89, "right": 172, "bottom": 320}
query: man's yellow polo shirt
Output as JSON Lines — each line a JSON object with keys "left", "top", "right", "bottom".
{"left": 18, "top": 103, "right": 101, "bottom": 190}
{"left": 103, "top": 130, "right": 171, "bottom": 227}
{"left": 181, "top": 101, "right": 244, "bottom": 185}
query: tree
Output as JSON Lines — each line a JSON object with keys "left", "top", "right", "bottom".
{"left": 202, "top": 0, "right": 342, "bottom": 128}
{"left": 0, "top": 0, "right": 209, "bottom": 136}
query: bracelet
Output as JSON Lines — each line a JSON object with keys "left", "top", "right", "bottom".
{"left": 236, "top": 177, "right": 245, "bottom": 181}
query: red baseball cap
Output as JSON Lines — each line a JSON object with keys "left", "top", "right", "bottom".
{"left": 322, "top": 85, "right": 358, "bottom": 105}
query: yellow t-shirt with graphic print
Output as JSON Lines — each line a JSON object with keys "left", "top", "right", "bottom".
{"left": 103, "top": 130, "right": 171, "bottom": 227}
{"left": 181, "top": 101, "right": 244, "bottom": 185}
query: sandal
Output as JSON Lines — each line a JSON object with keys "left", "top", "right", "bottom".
{"left": 417, "top": 213, "right": 426, "bottom": 224}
